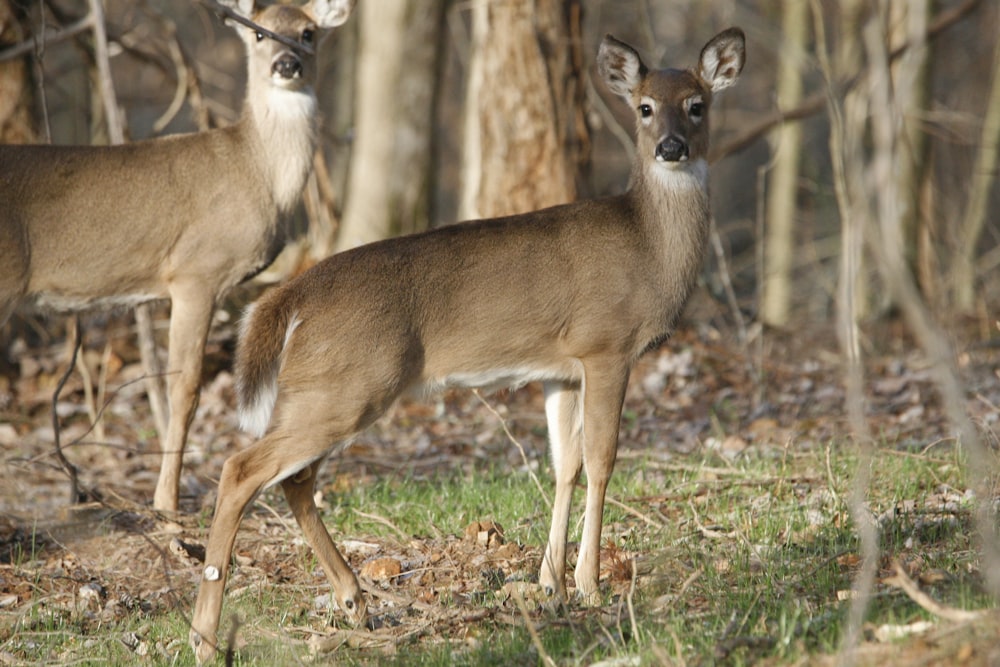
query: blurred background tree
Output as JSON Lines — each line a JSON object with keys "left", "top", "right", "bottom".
{"left": 0, "top": 0, "right": 36, "bottom": 143}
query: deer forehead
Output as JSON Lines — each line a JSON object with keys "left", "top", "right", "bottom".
{"left": 254, "top": 4, "right": 317, "bottom": 33}
{"left": 637, "top": 68, "right": 708, "bottom": 108}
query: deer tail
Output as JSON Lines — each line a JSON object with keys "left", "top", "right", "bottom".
{"left": 235, "top": 292, "right": 301, "bottom": 438}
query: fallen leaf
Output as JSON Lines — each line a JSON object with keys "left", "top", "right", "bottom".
{"left": 360, "top": 557, "right": 402, "bottom": 580}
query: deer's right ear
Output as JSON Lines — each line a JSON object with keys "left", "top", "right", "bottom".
{"left": 598, "top": 35, "right": 646, "bottom": 99}
{"left": 216, "top": 0, "right": 256, "bottom": 20}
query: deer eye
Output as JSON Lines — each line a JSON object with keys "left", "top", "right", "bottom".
{"left": 639, "top": 104, "right": 653, "bottom": 118}
{"left": 255, "top": 31, "right": 265, "bottom": 42}
{"left": 689, "top": 101, "right": 705, "bottom": 120}
{"left": 302, "top": 29, "right": 315, "bottom": 44}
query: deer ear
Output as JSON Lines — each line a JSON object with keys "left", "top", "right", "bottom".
{"left": 699, "top": 27, "right": 746, "bottom": 92}
{"left": 310, "top": 0, "right": 354, "bottom": 29}
{"left": 215, "top": 0, "right": 256, "bottom": 20}
{"left": 598, "top": 35, "right": 647, "bottom": 99}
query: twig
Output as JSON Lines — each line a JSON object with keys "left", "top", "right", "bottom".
{"left": 197, "top": 0, "right": 315, "bottom": 56}
{"left": 885, "top": 561, "right": 984, "bottom": 623}
{"left": 687, "top": 500, "right": 735, "bottom": 540}
{"left": 32, "top": 2, "right": 52, "bottom": 142}
{"left": 511, "top": 587, "right": 557, "bottom": 667}
{"left": 709, "top": 217, "right": 748, "bottom": 343}
{"left": 150, "top": 23, "right": 190, "bottom": 133}
{"left": 72, "top": 321, "right": 103, "bottom": 442}
{"left": 626, "top": 558, "right": 640, "bottom": 645}
{"left": 472, "top": 390, "right": 551, "bottom": 508}
{"left": 135, "top": 307, "right": 170, "bottom": 443}
{"left": 824, "top": 442, "right": 841, "bottom": 507}
{"left": 351, "top": 508, "right": 410, "bottom": 541}
{"left": 606, "top": 495, "right": 664, "bottom": 529}
{"left": 0, "top": 14, "right": 92, "bottom": 62}
{"left": 675, "top": 566, "right": 703, "bottom": 605}
{"left": 52, "top": 316, "right": 84, "bottom": 504}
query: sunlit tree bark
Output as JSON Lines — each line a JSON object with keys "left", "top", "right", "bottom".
{"left": 336, "top": 0, "right": 446, "bottom": 250}
{"left": 460, "top": 0, "right": 586, "bottom": 219}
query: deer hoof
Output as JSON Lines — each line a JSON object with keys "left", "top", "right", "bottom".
{"left": 576, "top": 588, "right": 602, "bottom": 608}
{"left": 190, "top": 629, "right": 216, "bottom": 665}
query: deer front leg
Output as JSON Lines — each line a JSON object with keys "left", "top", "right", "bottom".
{"left": 539, "top": 381, "right": 583, "bottom": 601}
{"left": 153, "top": 289, "right": 215, "bottom": 512}
{"left": 281, "top": 461, "right": 366, "bottom": 624}
{"left": 575, "top": 359, "right": 628, "bottom": 606}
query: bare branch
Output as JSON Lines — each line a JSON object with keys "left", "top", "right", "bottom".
{"left": 0, "top": 14, "right": 91, "bottom": 62}
{"left": 710, "top": 0, "right": 986, "bottom": 163}
{"left": 886, "top": 561, "right": 985, "bottom": 622}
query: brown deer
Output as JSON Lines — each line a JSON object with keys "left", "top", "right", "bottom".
{"left": 189, "top": 28, "right": 745, "bottom": 662}
{"left": 0, "top": 0, "right": 354, "bottom": 512}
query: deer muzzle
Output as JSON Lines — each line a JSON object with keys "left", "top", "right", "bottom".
{"left": 655, "top": 135, "right": 689, "bottom": 163}
{"left": 272, "top": 53, "right": 304, "bottom": 80}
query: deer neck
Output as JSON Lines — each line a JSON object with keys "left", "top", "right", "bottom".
{"left": 630, "top": 157, "right": 712, "bottom": 293}
{"left": 241, "top": 80, "right": 318, "bottom": 215}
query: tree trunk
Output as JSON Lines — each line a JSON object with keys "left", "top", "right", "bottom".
{"left": 888, "top": 0, "right": 932, "bottom": 303}
{"left": 836, "top": 0, "right": 873, "bottom": 321}
{"left": 760, "top": 0, "right": 807, "bottom": 328}
{"left": 336, "top": 0, "right": 446, "bottom": 251}
{"left": 460, "top": 0, "right": 586, "bottom": 220}
{"left": 952, "top": 16, "right": 1000, "bottom": 312}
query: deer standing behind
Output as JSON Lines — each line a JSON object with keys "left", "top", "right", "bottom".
{"left": 0, "top": 0, "right": 353, "bottom": 512}
{"left": 190, "top": 28, "right": 745, "bottom": 663}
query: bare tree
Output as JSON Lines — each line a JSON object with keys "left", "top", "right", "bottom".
{"left": 760, "top": 0, "right": 808, "bottom": 328}
{"left": 952, "top": 22, "right": 1000, "bottom": 312}
{"left": 888, "top": 0, "right": 933, "bottom": 302}
{"left": 818, "top": 5, "right": 1000, "bottom": 660}
{"left": 336, "top": 0, "right": 446, "bottom": 250}
{"left": 460, "top": 0, "right": 586, "bottom": 219}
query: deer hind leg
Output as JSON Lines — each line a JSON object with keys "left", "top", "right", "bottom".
{"left": 188, "top": 432, "right": 303, "bottom": 664}
{"left": 574, "top": 358, "right": 629, "bottom": 606}
{"left": 153, "top": 288, "right": 215, "bottom": 512}
{"left": 281, "top": 460, "right": 366, "bottom": 624}
{"left": 190, "top": 383, "right": 388, "bottom": 663}
{"left": 539, "top": 380, "right": 583, "bottom": 601}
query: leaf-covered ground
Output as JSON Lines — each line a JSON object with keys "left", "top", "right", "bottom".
{"left": 1, "top": 308, "right": 998, "bottom": 664}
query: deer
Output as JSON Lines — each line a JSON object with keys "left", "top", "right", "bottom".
{"left": 189, "top": 27, "right": 745, "bottom": 663}
{"left": 0, "top": 0, "right": 354, "bottom": 513}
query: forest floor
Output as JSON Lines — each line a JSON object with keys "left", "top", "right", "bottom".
{"left": 0, "top": 304, "right": 998, "bottom": 665}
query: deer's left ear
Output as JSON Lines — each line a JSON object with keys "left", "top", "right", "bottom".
{"left": 699, "top": 27, "right": 746, "bottom": 92}
{"left": 311, "top": 0, "right": 354, "bottom": 29}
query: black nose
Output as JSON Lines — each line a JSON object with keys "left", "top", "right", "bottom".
{"left": 656, "top": 135, "right": 688, "bottom": 162}
{"left": 273, "top": 54, "right": 303, "bottom": 79}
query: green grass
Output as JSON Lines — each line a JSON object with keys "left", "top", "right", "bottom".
{"left": 1, "top": 440, "right": 993, "bottom": 666}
